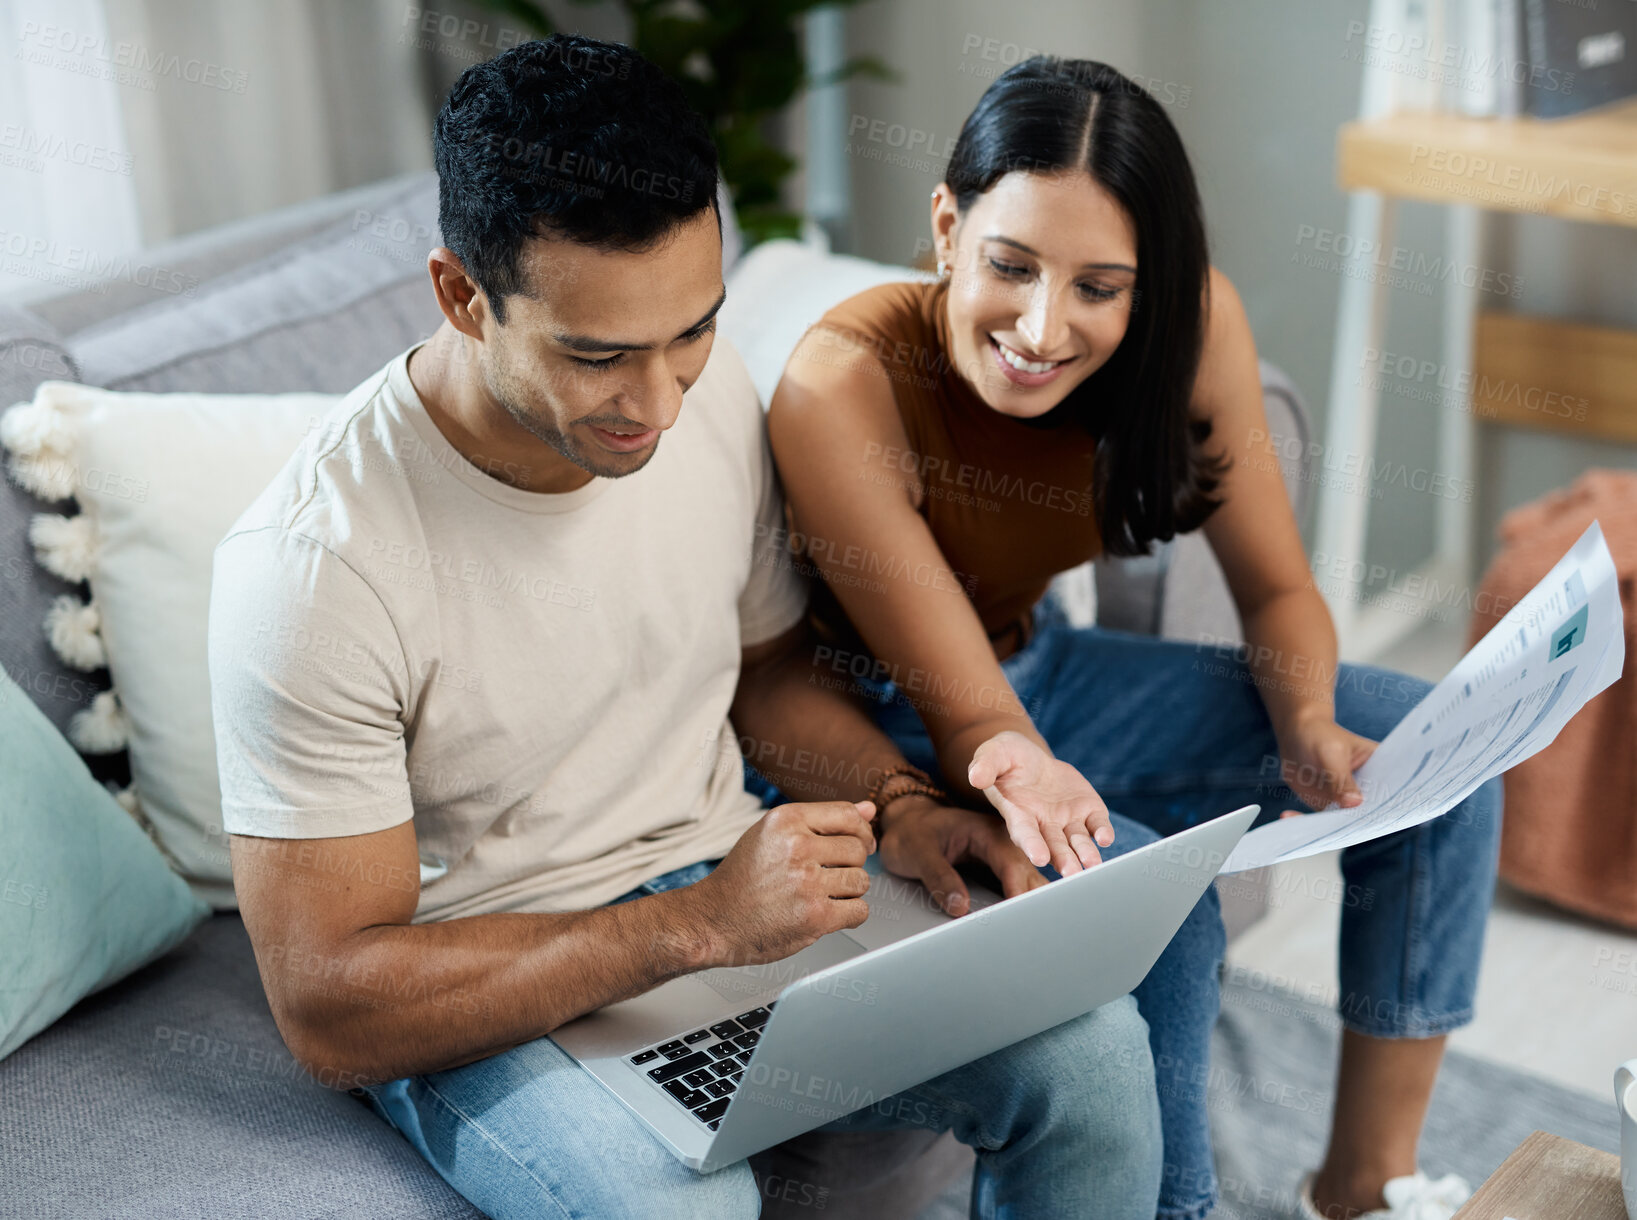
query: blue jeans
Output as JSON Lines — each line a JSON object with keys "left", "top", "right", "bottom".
{"left": 849, "top": 595, "right": 1503, "bottom": 1220}
{"left": 356, "top": 855, "right": 1165, "bottom": 1219}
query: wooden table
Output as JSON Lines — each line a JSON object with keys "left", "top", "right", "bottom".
{"left": 1455, "top": 1130, "right": 1627, "bottom": 1219}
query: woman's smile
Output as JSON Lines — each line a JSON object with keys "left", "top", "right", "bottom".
{"left": 989, "top": 335, "right": 1075, "bottom": 387}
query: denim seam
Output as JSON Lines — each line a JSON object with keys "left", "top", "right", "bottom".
{"left": 1340, "top": 1004, "right": 1474, "bottom": 1040}
{"left": 910, "top": 1086, "right": 999, "bottom": 1152}
{"left": 415, "top": 1076, "right": 576, "bottom": 1220}
{"left": 1401, "top": 824, "right": 1431, "bottom": 1028}
{"left": 852, "top": 1081, "right": 996, "bottom": 1153}
{"left": 1158, "top": 1193, "right": 1219, "bottom": 1220}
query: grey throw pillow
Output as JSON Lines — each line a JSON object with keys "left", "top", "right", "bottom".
{"left": 0, "top": 309, "right": 123, "bottom": 784}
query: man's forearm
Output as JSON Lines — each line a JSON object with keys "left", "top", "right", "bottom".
{"left": 270, "top": 885, "right": 717, "bottom": 1085}
{"left": 730, "top": 637, "right": 917, "bottom": 805}
{"left": 732, "top": 628, "right": 1049, "bottom": 809}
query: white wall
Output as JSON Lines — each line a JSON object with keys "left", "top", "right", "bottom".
{"left": 842, "top": 0, "right": 1143, "bottom": 265}
{"left": 103, "top": 0, "right": 435, "bottom": 244}
{"left": 19, "top": 0, "right": 1631, "bottom": 580}
{"left": 1140, "top": 0, "right": 1637, "bottom": 574}
{"left": 842, "top": 0, "right": 1637, "bottom": 578}
{"left": 0, "top": 0, "right": 143, "bottom": 299}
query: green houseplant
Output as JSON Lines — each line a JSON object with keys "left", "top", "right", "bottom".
{"left": 471, "top": 0, "right": 889, "bottom": 243}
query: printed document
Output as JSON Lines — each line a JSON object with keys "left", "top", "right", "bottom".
{"left": 1222, "top": 522, "right": 1625, "bottom": 874}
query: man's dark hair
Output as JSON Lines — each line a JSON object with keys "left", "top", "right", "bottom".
{"left": 433, "top": 34, "right": 720, "bottom": 322}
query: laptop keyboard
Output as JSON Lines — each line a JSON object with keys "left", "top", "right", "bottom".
{"left": 627, "top": 1003, "right": 773, "bottom": 1130}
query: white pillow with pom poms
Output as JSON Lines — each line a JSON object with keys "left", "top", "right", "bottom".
{"left": 1, "top": 383, "right": 338, "bottom": 907}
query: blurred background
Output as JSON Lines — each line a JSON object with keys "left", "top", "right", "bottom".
{"left": 6, "top": 3, "right": 1630, "bottom": 586}
{"left": 5, "top": 5, "right": 1637, "bottom": 1212}
{"left": 6, "top": 0, "right": 1634, "bottom": 628}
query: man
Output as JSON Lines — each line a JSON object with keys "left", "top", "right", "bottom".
{"left": 208, "top": 34, "right": 1161, "bottom": 1219}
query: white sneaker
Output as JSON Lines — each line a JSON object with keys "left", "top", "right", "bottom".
{"left": 1298, "top": 1170, "right": 1472, "bottom": 1220}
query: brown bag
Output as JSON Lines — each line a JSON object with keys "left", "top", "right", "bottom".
{"left": 1467, "top": 469, "right": 1637, "bottom": 929}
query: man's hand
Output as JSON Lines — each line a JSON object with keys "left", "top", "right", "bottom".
{"left": 876, "top": 794, "right": 1049, "bottom": 916}
{"left": 681, "top": 800, "right": 876, "bottom": 966}
{"left": 967, "top": 730, "right": 1115, "bottom": 875}
{"left": 1273, "top": 710, "right": 1378, "bottom": 817}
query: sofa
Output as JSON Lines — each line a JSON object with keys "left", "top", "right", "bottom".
{"left": 0, "top": 171, "right": 1314, "bottom": 1219}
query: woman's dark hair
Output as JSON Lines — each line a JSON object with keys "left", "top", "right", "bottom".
{"left": 945, "top": 57, "right": 1225, "bottom": 556}
{"left": 433, "top": 35, "right": 719, "bottom": 323}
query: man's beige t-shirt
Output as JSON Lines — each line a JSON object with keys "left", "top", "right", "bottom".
{"left": 207, "top": 337, "right": 806, "bottom": 921}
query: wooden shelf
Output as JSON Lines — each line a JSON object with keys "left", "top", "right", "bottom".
{"left": 1337, "top": 99, "right": 1637, "bottom": 227}
{"left": 1473, "top": 311, "right": 1637, "bottom": 443}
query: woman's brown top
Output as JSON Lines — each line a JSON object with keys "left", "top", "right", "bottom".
{"left": 800, "top": 278, "right": 1104, "bottom": 659}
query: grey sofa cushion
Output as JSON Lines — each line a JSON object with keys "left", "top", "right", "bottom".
{"left": 0, "top": 176, "right": 445, "bottom": 794}
{"left": 0, "top": 178, "right": 444, "bottom": 792}
{"left": 0, "top": 308, "right": 122, "bottom": 778}
{"left": 1097, "top": 356, "right": 1315, "bottom": 647}
{"left": 1155, "top": 357, "right": 1313, "bottom": 647}
{"left": 0, "top": 914, "right": 483, "bottom": 1220}
{"left": 71, "top": 174, "right": 444, "bottom": 396}
{"left": 50, "top": 170, "right": 746, "bottom": 399}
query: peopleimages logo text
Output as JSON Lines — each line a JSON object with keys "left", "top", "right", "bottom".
{"left": 1407, "top": 145, "right": 1635, "bottom": 218}
{"left": 365, "top": 538, "right": 597, "bottom": 609}
{"left": 16, "top": 21, "right": 249, "bottom": 92}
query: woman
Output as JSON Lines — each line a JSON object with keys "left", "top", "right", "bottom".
{"left": 766, "top": 58, "right": 1500, "bottom": 1220}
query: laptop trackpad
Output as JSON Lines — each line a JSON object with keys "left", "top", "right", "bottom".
{"left": 693, "top": 858, "right": 1007, "bottom": 996}
{"left": 841, "top": 856, "right": 1003, "bottom": 954}
{"left": 692, "top": 928, "right": 868, "bottom": 1006}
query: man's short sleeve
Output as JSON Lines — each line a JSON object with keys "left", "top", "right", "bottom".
{"left": 209, "top": 527, "right": 414, "bottom": 839}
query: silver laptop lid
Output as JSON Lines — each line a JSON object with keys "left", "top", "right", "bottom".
{"left": 700, "top": 804, "right": 1258, "bottom": 1171}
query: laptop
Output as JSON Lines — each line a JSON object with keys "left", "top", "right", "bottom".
{"left": 550, "top": 803, "right": 1258, "bottom": 1172}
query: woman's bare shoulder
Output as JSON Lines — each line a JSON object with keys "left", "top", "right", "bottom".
{"left": 1193, "top": 266, "right": 1259, "bottom": 422}
{"left": 769, "top": 322, "right": 907, "bottom": 452}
